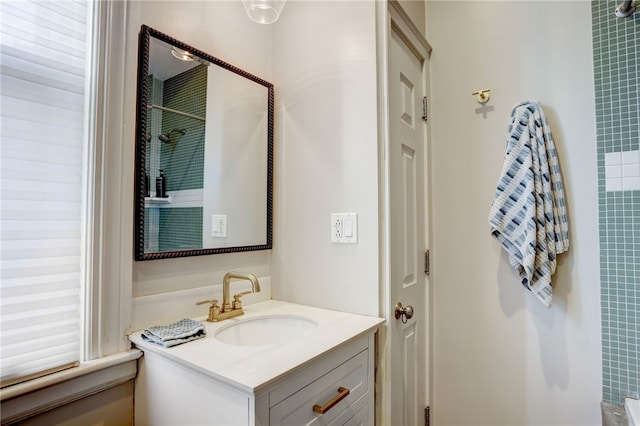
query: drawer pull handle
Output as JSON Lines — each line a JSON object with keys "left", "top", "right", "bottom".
{"left": 312, "top": 387, "right": 350, "bottom": 415}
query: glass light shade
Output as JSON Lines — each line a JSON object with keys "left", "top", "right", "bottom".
{"left": 242, "top": 0, "right": 286, "bottom": 24}
{"left": 171, "top": 47, "right": 194, "bottom": 61}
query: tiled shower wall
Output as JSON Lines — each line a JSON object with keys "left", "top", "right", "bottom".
{"left": 592, "top": 0, "right": 640, "bottom": 404}
{"left": 158, "top": 65, "right": 206, "bottom": 251}
{"left": 161, "top": 64, "right": 206, "bottom": 193}
{"left": 145, "top": 65, "right": 207, "bottom": 252}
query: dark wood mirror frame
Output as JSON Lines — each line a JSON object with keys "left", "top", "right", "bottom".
{"left": 134, "top": 25, "right": 273, "bottom": 261}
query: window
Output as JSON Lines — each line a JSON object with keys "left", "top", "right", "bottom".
{"left": 0, "top": 0, "right": 94, "bottom": 387}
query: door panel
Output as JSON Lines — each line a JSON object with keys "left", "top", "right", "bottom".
{"left": 402, "top": 322, "right": 418, "bottom": 426}
{"left": 401, "top": 144, "right": 417, "bottom": 286}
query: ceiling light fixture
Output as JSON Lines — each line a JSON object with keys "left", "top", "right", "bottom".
{"left": 242, "top": 0, "right": 286, "bottom": 24}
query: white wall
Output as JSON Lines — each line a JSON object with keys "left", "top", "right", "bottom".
{"left": 202, "top": 65, "right": 268, "bottom": 248}
{"left": 270, "top": 1, "right": 379, "bottom": 316}
{"left": 126, "top": 1, "right": 273, "bottom": 299}
{"left": 427, "top": 2, "right": 602, "bottom": 425}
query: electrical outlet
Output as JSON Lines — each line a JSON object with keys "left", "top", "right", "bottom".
{"left": 333, "top": 217, "right": 343, "bottom": 239}
{"left": 331, "top": 213, "right": 357, "bottom": 244}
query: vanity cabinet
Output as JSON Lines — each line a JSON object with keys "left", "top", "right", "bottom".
{"left": 134, "top": 333, "right": 375, "bottom": 426}
{"left": 130, "top": 300, "right": 383, "bottom": 426}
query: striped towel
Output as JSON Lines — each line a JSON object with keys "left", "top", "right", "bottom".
{"left": 488, "top": 100, "right": 569, "bottom": 308}
{"left": 141, "top": 318, "right": 206, "bottom": 347}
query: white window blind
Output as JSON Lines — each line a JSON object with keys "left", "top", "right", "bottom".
{"left": 0, "top": 0, "right": 91, "bottom": 386}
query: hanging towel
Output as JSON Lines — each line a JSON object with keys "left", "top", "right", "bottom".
{"left": 488, "top": 100, "right": 569, "bottom": 308}
{"left": 141, "top": 318, "right": 206, "bottom": 347}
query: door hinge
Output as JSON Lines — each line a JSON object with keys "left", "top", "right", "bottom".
{"left": 425, "top": 250, "right": 430, "bottom": 275}
{"left": 422, "top": 96, "right": 428, "bottom": 122}
{"left": 425, "top": 406, "right": 430, "bottom": 426}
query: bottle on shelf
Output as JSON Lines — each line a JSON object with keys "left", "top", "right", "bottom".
{"left": 156, "top": 169, "right": 167, "bottom": 198}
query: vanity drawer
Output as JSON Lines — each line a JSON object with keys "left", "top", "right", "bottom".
{"left": 269, "top": 349, "right": 368, "bottom": 426}
{"left": 328, "top": 400, "right": 369, "bottom": 426}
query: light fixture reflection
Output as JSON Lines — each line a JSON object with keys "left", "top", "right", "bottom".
{"left": 242, "top": 0, "right": 286, "bottom": 24}
{"left": 171, "top": 47, "right": 194, "bottom": 62}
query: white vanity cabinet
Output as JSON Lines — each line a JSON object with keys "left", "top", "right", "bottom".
{"left": 135, "top": 333, "right": 374, "bottom": 426}
{"left": 130, "top": 301, "right": 383, "bottom": 426}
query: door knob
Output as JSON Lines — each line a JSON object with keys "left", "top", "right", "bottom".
{"left": 395, "top": 302, "right": 414, "bottom": 324}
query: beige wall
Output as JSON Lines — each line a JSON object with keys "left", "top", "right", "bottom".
{"left": 427, "top": 1, "right": 602, "bottom": 425}
{"left": 270, "top": 1, "right": 380, "bottom": 316}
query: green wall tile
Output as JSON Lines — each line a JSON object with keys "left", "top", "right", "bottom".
{"left": 593, "top": 0, "right": 640, "bottom": 406}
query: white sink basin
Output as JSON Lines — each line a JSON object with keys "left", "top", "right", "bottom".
{"left": 214, "top": 314, "right": 318, "bottom": 346}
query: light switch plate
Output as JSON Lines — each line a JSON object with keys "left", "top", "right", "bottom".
{"left": 212, "top": 215, "right": 227, "bottom": 238}
{"left": 331, "top": 213, "right": 357, "bottom": 244}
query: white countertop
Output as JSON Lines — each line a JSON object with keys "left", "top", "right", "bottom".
{"left": 128, "top": 300, "right": 384, "bottom": 394}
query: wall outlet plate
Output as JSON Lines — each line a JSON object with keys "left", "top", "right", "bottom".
{"left": 331, "top": 213, "right": 357, "bottom": 244}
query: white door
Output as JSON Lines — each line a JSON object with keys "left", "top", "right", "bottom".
{"left": 384, "top": 12, "right": 430, "bottom": 426}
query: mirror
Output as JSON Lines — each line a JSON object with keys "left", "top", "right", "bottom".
{"left": 134, "top": 25, "right": 273, "bottom": 261}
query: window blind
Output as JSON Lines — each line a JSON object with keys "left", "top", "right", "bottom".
{"left": 0, "top": 0, "right": 91, "bottom": 386}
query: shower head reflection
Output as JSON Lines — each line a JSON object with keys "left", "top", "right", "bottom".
{"left": 159, "top": 128, "right": 186, "bottom": 144}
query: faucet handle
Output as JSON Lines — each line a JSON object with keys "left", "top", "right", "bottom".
{"left": 232, "top": 292, "right": 252, "bottom": 310}
{"left": 196, "top": 299, "right": 220, "bottom": 322}
{"left": 196, "top": 299, "right": 219, "bottom": 307}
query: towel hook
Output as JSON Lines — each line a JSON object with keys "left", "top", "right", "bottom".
{"left": 472, "top": 88, "right": 491, "bottom": 103}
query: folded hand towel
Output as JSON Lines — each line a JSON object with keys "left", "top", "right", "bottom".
{"left": 488, "top": 100, "right": 569, "bottom": 308}
{"left": 141, "top": 318, "right": 206, "bottom": 347}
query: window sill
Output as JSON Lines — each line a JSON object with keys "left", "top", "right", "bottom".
{"left": 0, "top": 350, "right": 142, "bottom": 425}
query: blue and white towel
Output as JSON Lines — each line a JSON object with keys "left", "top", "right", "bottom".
{"left": 488, "top": 100, "right": 569, "bottom": 308}
{"left": 141, "top": 318, "right": 206, "bottom": 347}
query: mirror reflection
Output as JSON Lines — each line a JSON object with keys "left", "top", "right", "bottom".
{"left": 135, "top": 26, "right": 273, "bottom": 261}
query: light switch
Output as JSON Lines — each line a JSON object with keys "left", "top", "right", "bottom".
{"left": 212, "top": 215, "right": 227, "bottom": 238}
{"left": 344, "top": 218, "right": 353, "bottom": 237}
